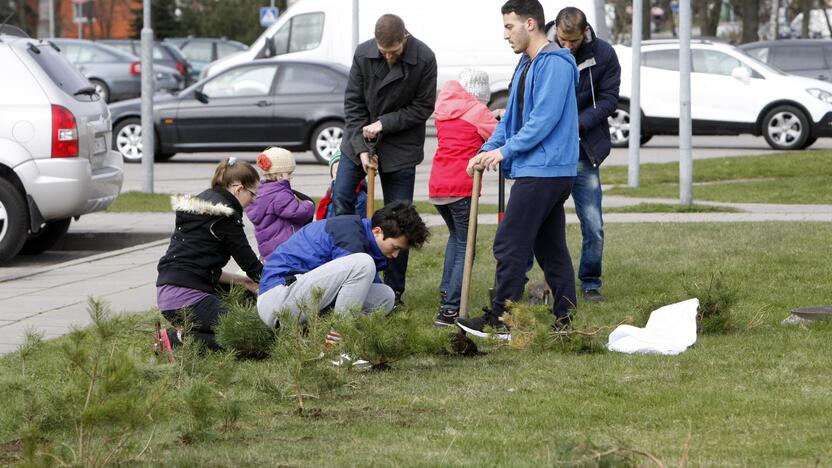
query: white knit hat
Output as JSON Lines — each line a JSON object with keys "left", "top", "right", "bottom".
{"left": 256, "top": 147, "right": 295, "bottom": 174}
{"left": 458, "top": 68, "right": 491, "bottom": 104}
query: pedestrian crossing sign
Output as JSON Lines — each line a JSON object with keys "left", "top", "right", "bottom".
{"left": 260, "top": 6, "right": 279, "bottom": 27}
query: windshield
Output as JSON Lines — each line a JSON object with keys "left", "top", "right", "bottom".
{"left": 27, "top": 41, "right": 96, "bottom": 100}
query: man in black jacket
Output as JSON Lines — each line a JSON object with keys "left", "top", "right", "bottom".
{"left": 333, "top": 13, "right": 437, "bottom": 304}
{"left": 546, "top": 7, "right": 620, "bottom": 303}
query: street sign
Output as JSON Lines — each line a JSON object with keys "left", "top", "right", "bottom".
{"left": 260, "top": 7, "right": 279, "bottom": 27}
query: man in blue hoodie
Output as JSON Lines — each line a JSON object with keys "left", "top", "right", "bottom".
{"left": 257, "top": 201, "right": 430, "bottom": 330}
{"left": 546, "top": 7, "right": 621, "bottom": 303}
{"left": 456, "top": 0, "right": 580, "bottom": 340}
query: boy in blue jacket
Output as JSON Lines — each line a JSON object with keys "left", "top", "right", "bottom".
{"left": 257, "top": 201, "right": 430, "bottom": 329}
{"left": 456, "top": 0, "right": 579, "bottom": 340}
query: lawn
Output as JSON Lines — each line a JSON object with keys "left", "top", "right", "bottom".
{"left": 2, "top": 221, "right": 831, "bottom": 466}
{"left": 602, "top": 150, "right": 832, "bottom": 204}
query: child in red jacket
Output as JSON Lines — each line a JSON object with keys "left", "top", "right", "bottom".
{"left": 428, "top": 68, "right": 497, "bottom": 327}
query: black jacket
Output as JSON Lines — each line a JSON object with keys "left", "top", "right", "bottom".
{"left": 340, "top": 36, "right": 437, "bottom": 173}
{"left": 157, "top": 187, "right": 262, "bottom": 293}
{"left": 546, "top": 23, "right": 621, "bottom": 166}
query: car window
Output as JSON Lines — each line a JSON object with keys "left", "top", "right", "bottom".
{"left": 276, "top": 64, "right": 341, "bottom": 94}
{"left": 692, "top": 50, "right": 749, "bottom": 76}
{"left": 182, "top": 41, "right": 213, "bottom": 62}
{"left": 28, "top": 42, "right": 93, "bottom": 100}
{"left": 106, "top": 42, "right": 134, "bottom": 56}
{"left": 217, "top": 42, "right": 244, "bottom": 58}
{"left": 744, "top": 47, "right": 769, "bottom": 63}
{"left": 152, "top": 45, "right": 167, "bottom": 60}
{"left": 202, "top": 65, "right": 277, "bottom": 98}
{"left": 772, "top": 46, "right": 825, "bottom": 71}
{"left": 642, "top": 49, "right": 679, "bottom": 71}
{"left": 78, "top": 45, "right": 117, "bottom": 63}
{"left": 271, "top": 12, "right": 325, "bottom": 56}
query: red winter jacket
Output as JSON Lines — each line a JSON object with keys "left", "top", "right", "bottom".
{"left": 429, "top": 80, "right": 497, "bottom": 198}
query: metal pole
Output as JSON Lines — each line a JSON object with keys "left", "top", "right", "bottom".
{"left": 770, "top": 0, "right": 779, "bottom": 39}
{"left": 352, "top": 0, "right": 359, "bottom": 51}
{"left": 48, "top": 0, "right": 54, "bottom": 37}
{"left": 141, "top": 0, "right": 154, "bottom": 192}
{"left": 628, "top": 0, "right": 643, "bottom": 188}
{"left": 679, "top": 0, "right": 692, "bottom": 206}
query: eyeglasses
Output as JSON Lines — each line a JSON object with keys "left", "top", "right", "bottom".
{"left": 233, "top": 184, "right": 257, "bottom": 199}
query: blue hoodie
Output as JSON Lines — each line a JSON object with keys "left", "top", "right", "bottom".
{"left": 259, "top": 216, "right": 387, "bottom": 295}
{"left": 481, "top": 42, "right": 580, "bottom": 179}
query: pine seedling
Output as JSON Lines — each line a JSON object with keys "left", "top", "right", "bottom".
{"left": 215, "top": 285, "right": 275, "bottom": 359}
{"left": 268, "top": 289, "right": 349, "bottom": 414}
{"left": 181, "top": 376, "right": 219, "bottom": 442}
{"left": 339, "top": 308, "right": 450, "bottom": 369}
{"left": 53, "top": 298, "right": 163, "bottom": 466}
{"left": 500, "top": 303, "right": 606, "bottom": 354}
{"left": 684, "top": 270, "right": 738, "bottom": 334}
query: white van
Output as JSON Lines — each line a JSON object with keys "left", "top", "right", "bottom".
{"left": 203, "top": 0, "right": 596, "bottom": 107}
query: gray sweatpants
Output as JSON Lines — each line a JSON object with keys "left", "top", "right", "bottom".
{"left": 257, "top": 253, "right": 395, "bottom": 327}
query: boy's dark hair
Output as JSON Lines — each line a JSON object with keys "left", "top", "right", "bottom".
{"left": 375, "top": 14, "right": 406, "bottom": 48}
{"left": 555, "top": 7, "right": 588, "bottom": 33}
{"left": 501, "top": 0, "right": 545, "bottom": 31}
{"left": 371, "top": 201, "right": 430, "bottom": 249}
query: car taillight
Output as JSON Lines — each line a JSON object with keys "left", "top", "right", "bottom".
{"left": 130, "top": 61, "right": 141, "bottom": 75}
{"left": 175, "top": 62, "right": 187, "bottom": 76}
{"left": 51, "top": 105, "right": 78, "bottom": 158}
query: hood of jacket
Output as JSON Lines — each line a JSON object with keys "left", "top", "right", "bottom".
{"left": 245, "top": 179, "right": 294, "bottom": 224}
{"left": 545, "top": 22, "right": 599, "bottom": 71}
{"left": 171, "top": 187, "right": 243, "bottom": 225}
{"left": 434, "top": 80, "right": 482, "bottom": 121}
{"left": 534, "top": 42, "right": 579, "bottom": 87}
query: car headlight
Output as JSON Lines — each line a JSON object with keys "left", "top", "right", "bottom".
{"left": 807, "top": 88, "right": 832, "bottom": 104}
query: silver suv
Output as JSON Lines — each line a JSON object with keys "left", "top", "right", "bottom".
{"left": 0, "top": 30, "right": 124, "bottom": 263}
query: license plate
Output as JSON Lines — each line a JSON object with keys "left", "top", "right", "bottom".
{"left": 94, "top": 136, "right": 107, "bottom": 154}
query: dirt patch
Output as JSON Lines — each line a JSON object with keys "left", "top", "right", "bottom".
{"left": 0, "top": 439, "right": 22, "bottom": 464}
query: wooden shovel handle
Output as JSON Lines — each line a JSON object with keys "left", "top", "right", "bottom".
{"left": 459, "top": 168, "right": 483, "bottom": 319}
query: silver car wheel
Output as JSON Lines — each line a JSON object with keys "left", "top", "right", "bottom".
{"left": 116, "top": 123, "right": 143, "bottom": 161}
{"left": 0, "top": 200, "right": 8, "bottom": 244}
{"left": 766, "top": 111, "right": 802, "bottom": 146}
{"left": 314, "top": 125, "right": 343, "bottom": 162}
{"left": 609, "top": 108, "right": 630, "bottom": 145}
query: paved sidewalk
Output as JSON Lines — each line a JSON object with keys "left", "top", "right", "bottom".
{"left": 1, "top": 199, "right": 830, "bottom": 355}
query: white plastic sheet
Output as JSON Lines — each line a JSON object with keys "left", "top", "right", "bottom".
{"left": 607, "top": 298, "right": 699, "bottom": 355}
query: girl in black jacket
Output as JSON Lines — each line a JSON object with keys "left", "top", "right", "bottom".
{"left": 155, "top": 157, "right": 263, "bottom": 353}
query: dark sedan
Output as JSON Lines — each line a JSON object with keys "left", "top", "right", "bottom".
{"left": 108, "top": 58, "right": 347, "bottom": 164}
{"left": 740, "top": 40, "right": 832, "bottom": 82}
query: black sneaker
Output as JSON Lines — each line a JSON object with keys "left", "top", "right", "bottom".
{"left": 434, "top": 309, "right": 459, "bottom": 327}
{"left": 455, "top": 308, "right": 511, "bottom": 341}
{"left": 393, "top": 291, "right": 406, "bottom": 310}
{"left": 550, "top": 314, "right": 572, "bottom": 337}
{"left": 582, "top": 289, "right": 605, "bottom": 303}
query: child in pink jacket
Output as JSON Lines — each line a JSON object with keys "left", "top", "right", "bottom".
{"left": 428, "top": 68, "right": 497, "bottom": 326}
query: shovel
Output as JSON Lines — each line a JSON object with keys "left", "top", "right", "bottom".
{"left": 364, "top": 136, "right": 380, "bottom": 217}
{"left": 459, "top": 167, "right": 483, "bottom": 319}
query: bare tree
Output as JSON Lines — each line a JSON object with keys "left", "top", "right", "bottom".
{"left": 695, "top": 0, "right": 722, "bottom": 37}
{"left": 801, "top": 0, "right": 812, "bottom": 37}
{"left": 740, "top": 0, "right": 760, "bottom": 43}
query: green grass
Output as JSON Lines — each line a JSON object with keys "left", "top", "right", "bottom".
{"left": 107, "top": 191, "right": 174, "bottom": 212}
{"left": 3, "top": 221, "right": 832, "bottom": 465}
{"left": 603, "top": 203, "right": 739, "bottom": 214}
{"left": 603, "top": 150, "right": 832, "bottom": 204}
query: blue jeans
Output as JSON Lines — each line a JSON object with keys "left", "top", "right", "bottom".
{"left": 332, "top": 155, "right": 415, "bottom": 294}
{"left": 435, "top": 198, "right": 471, "bottom": 312}
{"left": 572, "top": 158, "right": 604, "bottom": 291}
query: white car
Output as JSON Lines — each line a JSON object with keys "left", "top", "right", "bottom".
{"left": 610, "top": 39, "right": 832, "bottom": 150}
{"left": 0, "top": 29, "right": 123, "bottom": 263}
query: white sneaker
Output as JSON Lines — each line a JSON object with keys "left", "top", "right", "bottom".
{"left": 331, "top": 353, "right": 371, "bottom": 369}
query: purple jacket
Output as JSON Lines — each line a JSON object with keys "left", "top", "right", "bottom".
{"left": 245, "top": 179, "right": 315, "bottom": 259}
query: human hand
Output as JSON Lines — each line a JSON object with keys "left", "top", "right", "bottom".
{"left": 362, "top": 120, "right": 383, "bottom": 139}
{"left": 470, "top": 149, "right": 504, "bottom": 174}
{"left": 360, "top": 152, "right": 378, "bottom": 172}
{"left": 242, "top": 278, "right": 259, "bottom": 294}
{"left": 492, "top": 108, "right": 506, "bottom": 120}
{"left": 466, "top": 154, "right": 486, "bottom": 177}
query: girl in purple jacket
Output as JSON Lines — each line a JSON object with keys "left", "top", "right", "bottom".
{"left": 246, "top": 147, "right": 315, "bottom": 259}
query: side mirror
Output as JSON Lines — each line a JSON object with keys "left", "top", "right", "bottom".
{"left": 731, "top": 66, "right": 751, "bottom": 83}
{"left": 194, "top": 89, "right": 209, "bottom": 104}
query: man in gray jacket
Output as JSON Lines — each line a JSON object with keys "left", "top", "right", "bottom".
{"left": 333, "top": 14, "right": 437, "bottom": 305}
